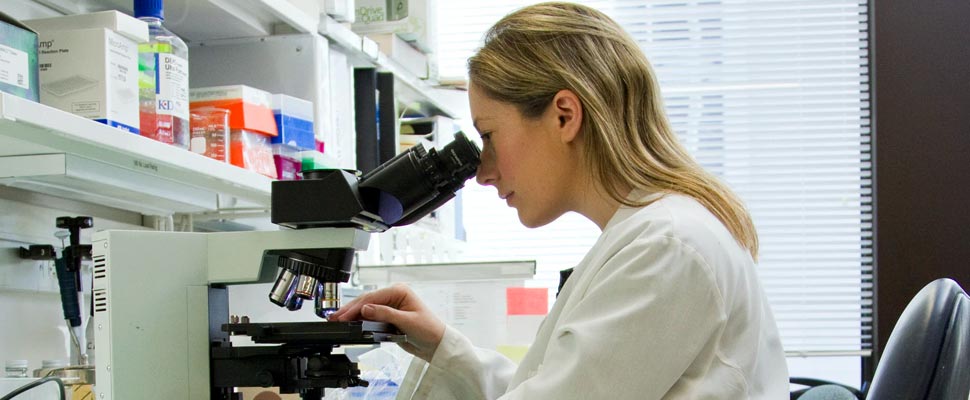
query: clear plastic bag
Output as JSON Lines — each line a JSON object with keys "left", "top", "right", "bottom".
{"left": 324, "top": 344, "right": 413, "bottom": 400}
{"left": 230, "top": 129, "right": 276, "bottom": 178}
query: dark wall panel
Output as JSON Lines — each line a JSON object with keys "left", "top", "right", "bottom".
{"left": 871, "top": 0, "right": 970, "bottom": 367}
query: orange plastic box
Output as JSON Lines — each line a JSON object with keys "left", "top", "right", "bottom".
{"left": 191, "top": 85, "right": 278, "bottom": 177}
{"left": 190, "top": 85, "right": 278, "bottom": 137}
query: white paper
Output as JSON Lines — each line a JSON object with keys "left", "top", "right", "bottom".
{"left": 0, "top": 43, "right": 30, "bottom": 90}
{"left": 156, "top": 53, "right": 189, "bottom": 120}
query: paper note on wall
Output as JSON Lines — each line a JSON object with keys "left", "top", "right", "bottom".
{"left": 411, "top": 281, "right": 507, "bottom": 350}
{"left": 505, "top": 288, "right": 546, "bottom": 347}
{"left": 506, "top": 287, "right": 548, "bottom": 315}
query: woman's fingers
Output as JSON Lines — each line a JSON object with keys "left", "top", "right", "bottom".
{"left": 328, "top": 284, "right": 411, "bottom": 322}
{"left": 327, "top": 296, "right": 360, "bottom": 320}
{"left": 361, "top": 303, "right": 405, "bottom": 325}
{"left": 325, "top": 284, "right": 445, "bottom": 361}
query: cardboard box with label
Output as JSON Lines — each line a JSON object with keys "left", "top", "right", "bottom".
{"left": 352, "top": 0, "right": 436, "bottom": 54}
{"left": 0, "top": 11, "right": 39, "bottom": 102}
{"left": 25, "top": 11, "right": 148, "bottom": 133}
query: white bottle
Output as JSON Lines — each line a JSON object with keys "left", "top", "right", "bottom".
{"left": 135, "top": 0, "right": 190, "bottom": 149}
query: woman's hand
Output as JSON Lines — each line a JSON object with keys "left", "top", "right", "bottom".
{"left": 328, "top": 283, "right": 445, "bottom": 362}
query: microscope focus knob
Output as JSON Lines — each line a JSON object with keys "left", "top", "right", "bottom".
{"left": 256, "top": 370, "right": 275, "bottom": 388}
{"left": 305, "top": 356, "right": 333, "bottom": 379}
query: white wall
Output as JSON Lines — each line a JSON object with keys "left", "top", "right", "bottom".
{"left": 0, "top": 187, "right": 144, "bottom": 372}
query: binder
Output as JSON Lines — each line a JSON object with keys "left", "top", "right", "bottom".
{"left": 354, "top": 68, "right": 380, "bottom": 173}
{"left": 377, "top": 72, "right": 399, "bottom": 164}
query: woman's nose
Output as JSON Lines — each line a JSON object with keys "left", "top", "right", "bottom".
{"left": 476, "top": 149, "right": 497, "bottom": 186}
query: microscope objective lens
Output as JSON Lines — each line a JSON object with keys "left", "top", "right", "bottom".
{"left": 285, "top": 295, "right": 303, "bottom": 311}
{"left": 268, "top": 268, "right": 298, "bottom": 307}
{"left": 295, "top": 275, "right": 318, "bottom": 299}
{"left": 315, "top": 282, "right": 340, "bottom": 319}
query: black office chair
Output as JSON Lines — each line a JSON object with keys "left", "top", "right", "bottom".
{"left": 796, "top": 384, "right": 859, "bottom": 400}
{"left": 867, "top": 277, "right": 970, "bottom": 399}
{"left": 792, "top": 278, "right": 970, "bottom": 400}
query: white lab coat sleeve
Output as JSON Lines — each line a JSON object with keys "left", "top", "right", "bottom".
{"left": 397, "top": 325, "right": 518, "bottom": 400}
{"left": 501, "top": 236, "right": 728, "bottom": 399}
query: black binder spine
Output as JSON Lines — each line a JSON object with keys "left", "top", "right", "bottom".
{"left": 377, "top": 72, "right": 398, "bottom": 164}
{"left": 354, "top": 68, "right": 379, "bottom": 174}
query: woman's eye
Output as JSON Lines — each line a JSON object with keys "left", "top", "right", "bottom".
{"left": 480, "top": 132, "right": 492, "bottom": 142}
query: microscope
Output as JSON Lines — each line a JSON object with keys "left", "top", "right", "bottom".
{"left": 89, "top": 133, "right": 480, "bottom": 400}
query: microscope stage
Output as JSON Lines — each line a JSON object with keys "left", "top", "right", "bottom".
{"left": 224, "top": 321, "right": 405, "bottom": 346}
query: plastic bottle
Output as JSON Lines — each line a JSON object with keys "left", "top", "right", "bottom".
{"left": 134, "top": 0, "right": 190, "bottom": 149}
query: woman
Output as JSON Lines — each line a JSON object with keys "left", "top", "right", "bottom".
{"left": 329, "top": 2, "right": 789, "bottom": 398}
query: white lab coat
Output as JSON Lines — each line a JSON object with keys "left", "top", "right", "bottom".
{"left": 395, "top": 193, "right": 789, "bottom": 399}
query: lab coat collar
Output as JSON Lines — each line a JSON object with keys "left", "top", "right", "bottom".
{"left": 601, "top": 188, "right": 666, "bottom": 233}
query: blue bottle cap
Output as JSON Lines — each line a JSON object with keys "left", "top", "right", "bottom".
{"left": 134, "top": 0, "right": 164, "bottom": 20}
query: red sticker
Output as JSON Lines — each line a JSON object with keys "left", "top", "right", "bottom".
{"left": 506, "top": 287, "right": 548, "bottom": 315}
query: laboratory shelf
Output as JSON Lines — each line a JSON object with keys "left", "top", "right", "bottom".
{"left": 319, "top": 15, "right": 467, "bottom": 119}
{"left": 358, "top": 260, "right": 537, "bottom": 285}
{"left": 0, "top": 93, "right": 272, "bottom": 216}
{"left": 377, "top": 52, "right": 468, "bottom": 119}
{"left": 76, "top": 1, "right": 463, "bottom": 118}
{"left": 75, "top": 0, "right": 320, "bottom": 42}
{"left": 4, "top": 0, "right": 466, "bottom": 213}
{"left": 30, "top": 0, "right": 464, "bottom": 118}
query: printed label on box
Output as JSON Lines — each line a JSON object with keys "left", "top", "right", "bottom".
{"left": 0, "top": 43, "right": 30, "bottom": 90}
{"left": 156, "top": 53, "right": 189, "bottom": 120}
{"left": 37, "top": 29, "right": 140, "bottom": 131}
{"left": 72, "top": 101, "right": 101, "bottom": 114}
{"left": 108, "top": 36, "right": 132, "bottom": 86}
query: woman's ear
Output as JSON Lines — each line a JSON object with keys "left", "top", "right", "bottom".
{"left": 551, "top": 89, "right": 583, "bottom": 144}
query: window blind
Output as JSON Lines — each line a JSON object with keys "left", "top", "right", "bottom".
{"left": 441, "top": 0, "right": 872, "bottom": 357}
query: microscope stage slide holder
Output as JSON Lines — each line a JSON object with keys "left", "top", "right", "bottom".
{"left": 223, "top": 320, "right": 406, "bottom": 345}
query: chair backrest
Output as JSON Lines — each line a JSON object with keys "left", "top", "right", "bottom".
{"left": 867, "top": 278, "right": 970, "bottom": 400}
{"left": 800, "top": 385, "right": 858, "bottom": 400}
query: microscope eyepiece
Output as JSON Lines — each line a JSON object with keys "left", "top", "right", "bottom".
{"left": 358, "top": 132, "right": 481, "bottom": 227}
{"left": 271, "top": 132, "right": 480, "bottom": 231}
{"left": 432, "top": 131, "right": 482, "bottom": 191}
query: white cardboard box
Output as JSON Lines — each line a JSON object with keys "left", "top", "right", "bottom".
{"left": 34, "top": 28, "right": 141, "bottom": 133}
{"left": 24, "top": 11, "right": 148, "bottom": 43}
{"left": 26, "top": 11, "right": 147, "bottom": 133}
{"left": 352, "top": 0, "right": 437, "bottom": 54}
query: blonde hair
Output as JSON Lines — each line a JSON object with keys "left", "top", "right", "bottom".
{"left": 468, "top": 2, "right": 759, "bottom": 259}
